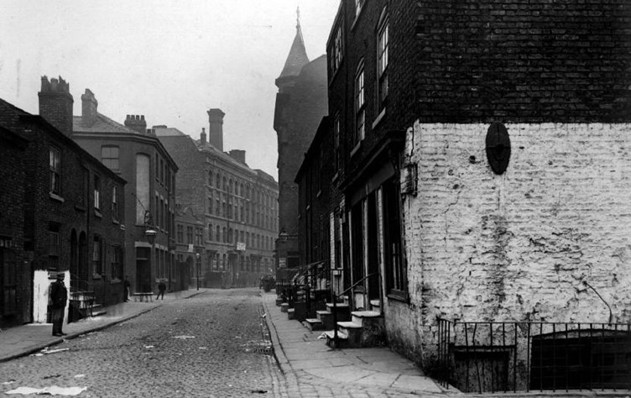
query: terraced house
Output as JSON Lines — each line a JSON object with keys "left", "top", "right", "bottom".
{"left": 296, "top": 0, "right": 631, "bottom": 393}
{"left": 0, "top": 76, "right": 126, "bottom": 329}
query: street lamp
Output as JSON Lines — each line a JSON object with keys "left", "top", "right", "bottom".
{"left": 195, "top": 252, "right": 200, "bottom": 291}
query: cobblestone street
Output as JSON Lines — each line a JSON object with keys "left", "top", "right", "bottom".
{"left": 1, "top": 289, "right": 282, "bottom": 397}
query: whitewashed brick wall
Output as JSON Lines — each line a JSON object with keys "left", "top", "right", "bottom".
{"left": 387, "top": 120, "right": 631, "bottom": 367}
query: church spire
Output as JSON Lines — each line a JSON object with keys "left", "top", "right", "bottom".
{"left": 276, "top": 7, "right": 309, "bottom": 83}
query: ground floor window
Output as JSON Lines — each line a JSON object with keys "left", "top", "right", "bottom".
{"left": 382, "top": 178, "right": 407, "bottom": 299}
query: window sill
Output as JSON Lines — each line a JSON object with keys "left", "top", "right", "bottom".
{"left": 351, "top": 7, "right": 366, "bottom": 31}
{"left": 316, "top": 189, "right": 322, "bottom": 198}
{"left": 94, "top": 209, "right": 103, "bottom": 219}
{"left": 387, "top": 290, "right": 409, "bottom": 303}
{"left": 74, "top": 205, "right": 86, "bottom": 212}
{"left": 350, "top": 141, "right": 362, "bottom": 157}
{"left": 332, "top": 172, "right": 339, "bottom": 183}
{"left": 372, "top": 108, "right": 386, "bottom": 129}
{"left": 49, "top": 192, "right": 65, "bottom": 203}
{"left": 112, "top": 219, "right": 120, "bottom": 225}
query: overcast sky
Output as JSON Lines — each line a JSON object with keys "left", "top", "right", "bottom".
{"left": 0, "top": 0, "right": 340, "bottom": 178}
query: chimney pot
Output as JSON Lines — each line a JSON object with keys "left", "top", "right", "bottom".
{"left": 38, "top": 75, "right": 74, "bottom": 137}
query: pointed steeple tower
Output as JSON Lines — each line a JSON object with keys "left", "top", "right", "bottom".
{"left": 276, "top": 7, "right": 309, "bottom": 89}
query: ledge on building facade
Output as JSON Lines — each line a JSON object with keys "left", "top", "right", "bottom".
{"left": 49, "top": 192, "right": 65, "bottom": 203}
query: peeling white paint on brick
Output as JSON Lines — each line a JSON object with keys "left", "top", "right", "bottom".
{"left": 388, "top": 121, "right": 631, "bottom": 366}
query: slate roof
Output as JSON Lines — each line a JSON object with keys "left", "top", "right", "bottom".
{"left": 153, "top": 126, "right": 187, "bottom": 137}
{"left": 278, "top": 23, "right": 309, "bottom": 79}
{"left": 73, "top": 113, "right": 137, "bottom": 134}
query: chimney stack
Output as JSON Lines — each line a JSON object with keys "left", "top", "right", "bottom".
{"left": 200, "top": 128, "right": 207, "bottom": 144}
{"left": 229, "top": 149, "right": 246, "bottom": 164}
{"left": 38, "top": 76, "right": 74, "bottom": 137}
{"left": 81, "top": 89, "right": 98, "bottom": 127}
{"left": 207, "top": 108, "right": 225, "bottom": 151}
{"left": 124, "top": 114, "right": 147, "bottom": 135}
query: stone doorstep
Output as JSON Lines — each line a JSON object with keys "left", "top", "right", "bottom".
{"left": 304, "top": 318, "right": 324, "bottom": 331}
{"left": 369, "top": 299, "right": 381, "bottom": 311}
{"left": 287, "top": 308, "right": 295, "bottom": 320}
{"left": 351, "top": 310, "right": 382, "bottom": 325}
{"left": 280, "top": 303, "right": 289, "bottom": 313}
{"left": 323, "top": 329, "right": 349, "bottom": 349}
{"left": 337, "top": 321, "right": 363, "bottom": 346}
{"left": 325, "top": 302, "right": 349, "bottom": 310}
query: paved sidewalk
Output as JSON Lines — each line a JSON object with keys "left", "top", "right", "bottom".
{"left": 0, "top": 289, "right": 203, "bottom": 363}
{"left": 260, "top": 292, "right": 449, "bottom": 397}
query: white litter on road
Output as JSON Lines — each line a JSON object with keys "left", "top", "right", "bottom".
{"left": 42, "top": 348, "right": 70, "bottom": 355}
{"left": 173, "top": 335, "right": 195, "bottom": 339}
{"left": 6, "top": 386, "right": 87, "bottom": 396}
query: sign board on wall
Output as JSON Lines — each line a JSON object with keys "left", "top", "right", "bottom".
{"left": 236, "top": 242, "right": 246, "bottom": 251}
{"left": 278, "top": 258, "right": 286, "bottom": 268}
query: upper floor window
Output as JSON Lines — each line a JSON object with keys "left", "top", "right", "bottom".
{"left": 330, "top": 26, "right": 343, "bottom": 76}
{"left": 177, "top": 224, "right": 183, "bottom": 243}
{"left": 354, "top": 64, "right": 366, "bottom": 145}
{"left": 377, "top": 12, "right": 389, "bottom": 109}
{"left": 208, "top": 170, "right": 213, "bottom": 186}
{"left": 101, "top": 146, "right": 119, "bottom": 171}
{"left": 186, "top": 226, "right": 193, "bottom": 244}
{"left": 49, "top": 147, "right": 61, "bottom": 195}
{"left": 94, "top": 175, "right": 101, "bottom": 210}
{"left": 112, "top": 186, "right": 119, "bottom": 220}
{"left": 334, "top": 113, "right": 341, "bottom": 171}
{"left": 355, "top": 0, "right": 365, "bottom": 17}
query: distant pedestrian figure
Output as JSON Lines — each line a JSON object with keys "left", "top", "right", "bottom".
{"left": 123, "top": 276, "right": 131, "bottom": 302}
{"left": 157, "top": 280, "right": 166, "bottom": 300}
{"left": 49, "top": 272, "right": 68, "bottom": 336}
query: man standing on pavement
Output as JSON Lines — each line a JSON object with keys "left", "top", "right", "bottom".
{"left": 156, "top": 280, "right": 166, "bottom": 300}
{"left": 49, "top": 272, "right": 68, "bottom": 336}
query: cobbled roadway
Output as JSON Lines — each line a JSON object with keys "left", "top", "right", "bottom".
{"left": 1, "top": 289, "right": 281, "bottom": 397}
{"left": 0, "top": 289, "right": 428, "bottom": 397}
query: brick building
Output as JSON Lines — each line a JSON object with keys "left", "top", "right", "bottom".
{"left": 174, "top": 205, "right": 203, "bottom": 291}
{"left": 274, "top": 15, "right": 329, "bottom": 276}
{"left": 0, "top": 125, "right": 28, "bottom": 328}
{"left": 0, "top": 76, "right": 126, "bottom": 329}
{"left": 312, "top": 0, "right": 631, "bottom": 392}
{"left": 156, "top": 110, "right": 278, "bottom": 289}
{"left": 71, "top": 89, "right": 178, "bottom": 295}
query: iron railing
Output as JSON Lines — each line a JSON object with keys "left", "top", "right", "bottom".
{"left": 330, "top": 272, "right": 381, "bottom": 348}
{"left": 437, "top": 319, "right": 631, "bottom": 393}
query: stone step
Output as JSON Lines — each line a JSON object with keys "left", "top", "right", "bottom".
{"left": 351, "top": 310, "right": 382, "bottom": 325}
{"left": 91, "top": 310, "right": 107, "bottom": 317}
{"left": 316, "top": 310, "right": 333, "bottom": 329}
{"left": 304, "top": 318, "right": 324, "bottom": 331}
{"left": 280, "top": 303, "right": 289, "bottom": 313}
{"left": 370, "top": 299, "right": 381, "bottom": 311}
{"left": 287, "top": 308, "right": 295, "bottom": 320}
{"left": 323, "top": 330, "right": 349, "bottom": 349}
{"left": 337, "top": 321, "right": 363, "bottom": 346}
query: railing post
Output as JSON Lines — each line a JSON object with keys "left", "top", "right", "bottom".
{"left": 332, "top": 293, "right": 338, "bottom": 349}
